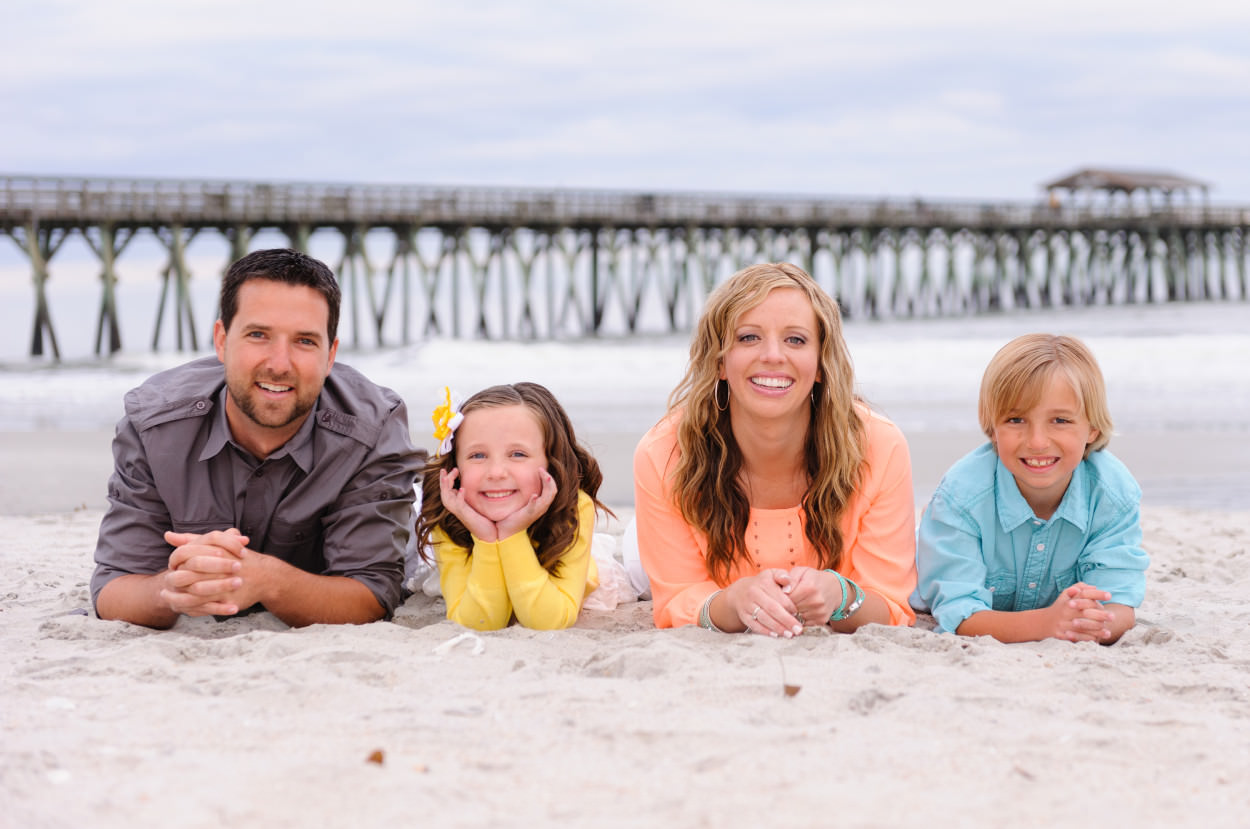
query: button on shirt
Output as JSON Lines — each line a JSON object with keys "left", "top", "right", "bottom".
{"left": 91, "top": 356, "right": 422, "bottom": 617}
{"left": 913, "top": 443, "right": 1149, "bottom": 634}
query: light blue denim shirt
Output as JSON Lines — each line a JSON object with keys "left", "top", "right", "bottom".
{"left": 912, "top": 442, "right": 1148, "bottom": 634}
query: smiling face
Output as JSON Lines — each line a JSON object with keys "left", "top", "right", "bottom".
{"left": 991, "top": 370, "right": 1099, "bottom": 519}
{"left": 453, "top": 403, "right": 549, "bottom": 522}
{"left": 718, "top": 287, "right": 820, "bottom": 426}
{"left": 213, "top": 278, "right": 338, "bottom": 459}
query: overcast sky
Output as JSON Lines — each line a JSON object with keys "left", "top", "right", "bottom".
{"left": 5, "top": 0, "right": 1250, "bottom": 201}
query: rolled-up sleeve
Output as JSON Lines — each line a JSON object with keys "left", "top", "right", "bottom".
{"left": 843, "top": 415, "right": 918, "bottom": 626}
{"left": 1078, "top": 500, "right": 1148, "bottom": 607}
{"left": 916, "top": 493, "right": 994, "bottom": 633}
{"left": 319, "top": 401, "right": 421, "bottom": 616}
{"left": 90, "top": 416, "right": 177, "bottom": 609}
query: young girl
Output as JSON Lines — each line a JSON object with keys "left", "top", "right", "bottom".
{"left": 415, "top": 382, "right": 613, "bottom": 630}
{"left": 912, "top": 334, "right": 1149, "bottom": 644}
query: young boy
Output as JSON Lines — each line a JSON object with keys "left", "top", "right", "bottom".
{"left": 913, "top": 334, "right": 1149, "bottom": 644}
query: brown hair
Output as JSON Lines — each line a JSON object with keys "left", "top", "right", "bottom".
{"left": 978, "top": 333, "right": 1112, "bottom": 456}
{"left": 415, "top": 382, "right": 612, "bottom": 573}
{"left": 666, "top": 262, "right": 866, "bottom": 583}
{"left": 220, "top": 248, "right": 341, "bottom": 341}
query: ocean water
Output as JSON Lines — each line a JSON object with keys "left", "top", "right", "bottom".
{"left": 1, "top": 264, "right": 1246, "bottom": 509}
{"left": 2, "top": 299, "right": 1245, "bottom": 434}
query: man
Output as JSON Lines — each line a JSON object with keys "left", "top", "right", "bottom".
{"left": 91, "top": 248, "right": 423, "bottom": 628}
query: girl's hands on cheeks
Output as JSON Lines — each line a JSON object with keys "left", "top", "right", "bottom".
{"left": 440, "top": 467, "right": 557, "bottom": 543}
{"left": 440, "top": 468, "right": 500, "bottom": 541}
{"left": 1046, "top": 582, "right": 1114, "bottom": 642}
{"left": 726, "top": 568, "right": 803, "bottom": 638}
{"left": 495, "top": 469, "right": 557, "bottom": 539}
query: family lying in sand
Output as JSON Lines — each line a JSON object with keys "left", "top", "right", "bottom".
{"left": 90, "top": 249, "right": 1148, "bottom": 644}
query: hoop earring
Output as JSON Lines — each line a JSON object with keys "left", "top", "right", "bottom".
{"left": 714, "top": 380, "right": 730, "bottom": 412}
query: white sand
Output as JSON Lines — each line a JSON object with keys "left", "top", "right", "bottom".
{"left": 3, "top": 506, "right": 1249, "bottom": 827}
{"left": 3, "top": 301, "right": 1247, "bottom": 826}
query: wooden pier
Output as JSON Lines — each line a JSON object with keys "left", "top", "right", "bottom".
{"left": 2, "top": 175, "right": 1247, "bottom": 359}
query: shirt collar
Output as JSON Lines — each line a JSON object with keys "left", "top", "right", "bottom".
{"left": 198, "top": 387, "right": 318, "bottom": 473}
{"left": 994, "top": 454, "right": 1090, "bottom": 532}
{"left": 1053, "top": 459, "right": 1091, "bottom": 532}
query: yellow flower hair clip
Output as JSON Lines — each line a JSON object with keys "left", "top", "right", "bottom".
{"left": 431, "top": 386, "right": 465, "bottom": 456}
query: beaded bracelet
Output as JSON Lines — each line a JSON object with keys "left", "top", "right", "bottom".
{"left": 698, "top": 589, "right": 726, "bottom": 632}
{"left": 824, "top": 569, "right": 866, "bottom": 623}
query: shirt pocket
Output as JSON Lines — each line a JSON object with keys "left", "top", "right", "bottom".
{"left": 265, "top": 516, "right": 325, "bottom": 574}
{"left": 1050, "top": 564, "right": 1079, "bottom": 598}
{"left": 986, "top": 572, "right": 1017, "bottom": 612}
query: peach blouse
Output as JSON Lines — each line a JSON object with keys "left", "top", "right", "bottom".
{"left": 633, "top": 407, "right": 917, "bottom": 628}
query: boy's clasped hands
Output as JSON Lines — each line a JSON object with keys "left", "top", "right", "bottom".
{"left": 1047, "top": 582, "right": 1118, "bottom": 643}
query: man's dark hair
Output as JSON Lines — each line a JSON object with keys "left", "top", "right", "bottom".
{"left": 220, "top": 249, "right": 342, "bottom": 342}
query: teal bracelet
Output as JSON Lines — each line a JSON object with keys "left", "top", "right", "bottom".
{"left": 824, "top": 569, "right": 866, "bottom": 622}
{"left": 827, "top": 570, "right": 850, "bottom": 619}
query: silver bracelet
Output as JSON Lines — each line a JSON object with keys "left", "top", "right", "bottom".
{"left": 698, "top": 589, "right": 725, "bottom": 632}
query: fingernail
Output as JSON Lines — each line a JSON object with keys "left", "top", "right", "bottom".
{"left": 792, "top": 625, "right": 802, "bottom": 635}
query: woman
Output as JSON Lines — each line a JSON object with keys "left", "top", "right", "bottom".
{"left": 633, "top": 263, "right": 916, "bottom": 636}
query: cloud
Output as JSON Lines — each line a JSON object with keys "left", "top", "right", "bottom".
{"left": 4, "top": 0, "right": 1250, "bottom": 200}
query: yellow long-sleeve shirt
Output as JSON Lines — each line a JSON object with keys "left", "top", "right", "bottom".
{"left": 433, "top": 490, "right": 600, "bottom": 630}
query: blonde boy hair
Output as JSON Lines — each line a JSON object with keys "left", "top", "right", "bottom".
{"left": 978, "top": 334, "right": 1113, "bottom": 457}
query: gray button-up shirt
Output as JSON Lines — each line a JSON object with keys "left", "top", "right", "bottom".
{"left": 91, "top": 356, "right": 423, "bottom": 618}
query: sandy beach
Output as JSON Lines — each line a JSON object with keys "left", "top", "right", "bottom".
{"left": 3, "top": 302, "right": 1250, "bottom": 827}
{"left": 3, "top": 503, "right": 1250, "bottom": 827}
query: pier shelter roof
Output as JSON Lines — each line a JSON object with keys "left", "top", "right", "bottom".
{"left": 1042, "top": 168, "right": 1209, "bottom": 197}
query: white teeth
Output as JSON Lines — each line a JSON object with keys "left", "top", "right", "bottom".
{"left": 751, "top": 376, "right": 793, "bottom": 389}
{"left": 259, "top": 382, "right": 292, "bottom": 392}
{"left": 1023, "top": 458, "right": 1055, "bottom": 467}
{"left": 482, "top": 491, "right": 515, "bottom": 499}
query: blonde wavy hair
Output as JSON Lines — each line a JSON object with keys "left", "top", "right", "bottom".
{"left": 667, "top": 263, "right": 866, "bottom": 583}
{"left": 978, "top": 334, "right": 1113, "bottom": 457}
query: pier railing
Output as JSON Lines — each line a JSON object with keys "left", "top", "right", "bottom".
{"left": 6, "top": 175, "right": 1249, "bottom": 230}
